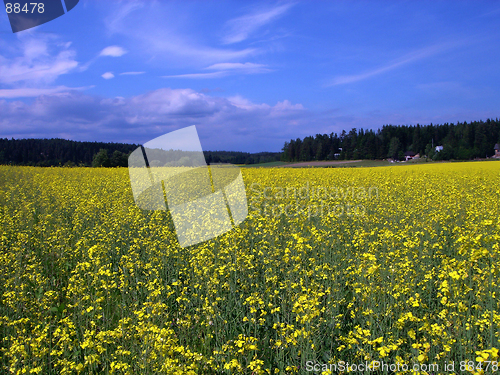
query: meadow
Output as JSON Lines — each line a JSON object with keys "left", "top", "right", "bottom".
{"left": 1, "top": 162, "right": 499, "bottom": 374}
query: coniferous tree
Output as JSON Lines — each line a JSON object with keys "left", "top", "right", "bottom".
{"left": 387, "top": 137, "right": 401, "bottom": 160}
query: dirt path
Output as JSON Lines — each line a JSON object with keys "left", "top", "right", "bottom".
{"left": 280, "top": 160, "right": 363, "bottom": 167}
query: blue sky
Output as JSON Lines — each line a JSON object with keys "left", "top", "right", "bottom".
{"left": 0, "top": 1, "right": 499, "bottom": 152}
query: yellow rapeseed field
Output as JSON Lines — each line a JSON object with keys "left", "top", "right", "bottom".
{"left": 1, "top": 162, "right": 499, "bottom": 374}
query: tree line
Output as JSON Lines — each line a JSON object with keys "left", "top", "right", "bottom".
{"left": 203, "top": 151, "right": 281, "bottom": 165}
{"left": 91, "top": 149, "right": 282, "bottom": 167}
{"left": 0, "top": 138, "right": 138, "bottom": 167}
{"left": 0, "top": 138, "right": 281, "bottom": 167}
{"left": 281, "top": 118, "right": 500, "bottom": 161}
{"left": 3, "top": 118, "right": 499, "bottom": 167}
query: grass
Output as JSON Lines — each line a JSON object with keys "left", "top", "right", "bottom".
{"left": 240, "top": 161, "right": 291, "bottom": 168}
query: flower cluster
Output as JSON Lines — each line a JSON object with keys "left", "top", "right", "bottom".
{"left": 0, "top": 162, "right": 499, "bottom": 374}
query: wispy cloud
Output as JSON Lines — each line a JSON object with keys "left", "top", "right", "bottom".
{"left": 206, "top": 62, "right": 266, "bottom": 71}
{"left": 130, "top": 34, "right": 256, "bottom": 66}
{"left": 476, "top": 7, "right": 500, "bottom": 18}
{"left": 164, "top": 62, "right": 271, "bottom": 79}
{"left": 162, "top": 71, "right": 228, "bottom": 79}
{"left": 222, "top": 3, "right": 295, "bottom": 44}
{"left": 0, "top": 34, "right": 78, "bottom": 84}
{"left": 105, "top": 0, "right": 145, "bottom": 35}
{"left": 104, "top": 1, "right": 258, "bottom": 66}
{"left": 0, "top": 85, "right": 91, "bottom": 98}
{"left": 120, "top": 71, "right": 145, "bottom": 75}
{"left": 328, "top": 40, "right": 469, "bottom": 86}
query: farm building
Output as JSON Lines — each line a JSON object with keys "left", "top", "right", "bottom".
{"left": 404, "top": 152, "right": 420, "bottom": 161}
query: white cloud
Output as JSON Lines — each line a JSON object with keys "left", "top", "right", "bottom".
{"left": 99, "top": 46, "right": 127, "bottom": 57}
{"left": 227, "top": 95, "right": 270, "bottom": 110}
{"left": 0, "top": 88, "right": 307, "bottom": 152}
{"left": 273, "top": 99, "right": 304, "bottom": 111}
{"left": 127, "top": 88, "right": 224, "bottom": 117}
{"left": 102, "top": 72, "right": 115, "bottom": 79}
{"left": 227, "top": 96, "right": 304, "bottom": 113}
{"left": 222, "top": 3, "right": 295, "bottom": 44}
{"left": 79, "top": 46, "right": 128, "bottom": 72}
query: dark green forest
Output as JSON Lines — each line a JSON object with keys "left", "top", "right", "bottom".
{"left": 0, "top": 138, "right": 139, "bottom": 167}
{"left": 0, "top": 138, "right": 281, "bottom": 167}
{"left": 281, "top": 118, "right": 500, "bottom": 161}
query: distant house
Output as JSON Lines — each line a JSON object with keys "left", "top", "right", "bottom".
{"left": 404, "top": 151, "right": 416, "bottom": 161}
{"left": 494, "top": 143, "right": 500, "bottom": 158}
{"left": 435, "top": 145, "right": 444, "bottom": 152}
